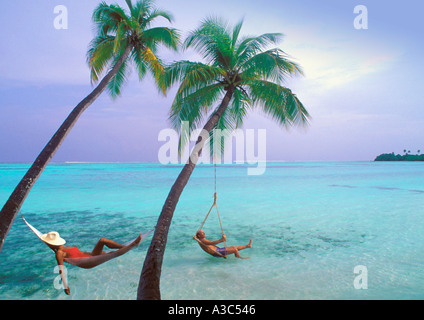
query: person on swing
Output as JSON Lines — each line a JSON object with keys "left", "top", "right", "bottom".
{"left": 193, "top": 230, "right": 252, "bottom": 259}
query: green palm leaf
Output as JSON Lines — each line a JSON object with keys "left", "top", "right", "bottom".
{"left": 168, "top": 17, "right": 309, "bottom": 156}
{"left": 88, "top": 0, "right": 179, "bottom": 97}
{"left": 247, "top": 79, "right": 309, "bottom": 128}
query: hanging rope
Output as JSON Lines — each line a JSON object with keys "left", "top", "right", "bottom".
{"left": 215, "top": 195, "right": 226, "bottom": 247}
{"left": 214, "top": 153, "right": 217, "bottom": 194}
{"left": 196, "top": 153, "right": 226, "bottom": 247}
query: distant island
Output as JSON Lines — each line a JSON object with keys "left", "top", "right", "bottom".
{"left": 375, "top": 150, "right": 424, "bottom": 161}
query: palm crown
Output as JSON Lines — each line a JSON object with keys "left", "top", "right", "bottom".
{"left": 88, "top": 0, "right": 180, "bottom": 98}
{"left": 166, "top": 17, "right": 310, "bottom": 153}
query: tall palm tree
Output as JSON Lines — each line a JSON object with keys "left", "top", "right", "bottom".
{"left": 0, "top": 0, "right": 179, "bottom": 253}
{"left": 137, "top": 17, "right": 310, "bottom": 300}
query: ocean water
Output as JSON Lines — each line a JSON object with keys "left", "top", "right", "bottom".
{"left": 0, "top": 161, "right": 423, "bottom": 300}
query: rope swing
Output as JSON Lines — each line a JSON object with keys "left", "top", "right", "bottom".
{"left": 195, "top": 155, "right": 226, "bottom": 248}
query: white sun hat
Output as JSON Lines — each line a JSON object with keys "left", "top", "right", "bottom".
{"left": 41, "top": 231, "right": 66, "bottom": 246}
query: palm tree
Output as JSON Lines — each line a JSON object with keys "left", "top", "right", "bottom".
{"left": 0, "top": 0, "right": 179, "bottom": 253}
{"left": 137, "top": 17, "right": 310, "bottom": 300}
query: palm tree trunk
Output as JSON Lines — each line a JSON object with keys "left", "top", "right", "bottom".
{"left": 137, "top": 86, "right": 235, "bottom": 300}
{"left": 0, "top": 45, "right": 133, "bottom": 254}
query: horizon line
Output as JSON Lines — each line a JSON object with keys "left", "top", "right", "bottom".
{"left": 0, "top": 159, "right": 376, "bottom": 165}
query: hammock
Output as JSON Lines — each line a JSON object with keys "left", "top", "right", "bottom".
{"left": 22, "top": 215, "right": 152, "bottom": 269}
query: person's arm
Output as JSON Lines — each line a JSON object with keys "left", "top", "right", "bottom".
{"left": 55, "top": 250, "right": 70, "bottom": 295}
{"left": 195, "top": 234, "right": 226, "bottom": 246}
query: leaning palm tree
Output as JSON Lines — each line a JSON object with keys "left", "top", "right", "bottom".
{"left": 137, "top": 17, "right": 310, "bottom": 300}
{"left": 0, "top": 0, "right": 179, "bottom": 253}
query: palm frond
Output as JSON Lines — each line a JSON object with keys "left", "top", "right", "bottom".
{"left": 246, "top": 79, "right": 310, "bottom": 128}
{"left": 165, "top": 61, "right": 223, "bottom": 94}
{"left": 235, "top": 33, "right": 283, "bottom": 67}
{"left": 206, "top": 87, "right": 251, "bottom": 159}
{"left": 125, "top": 0, "right": 134, "bottom": 12}
{"left": 228, "top": 87, "right": 251, "bottom": 127}
{"left": 141, "top": 47, "right": 166, "bottom": 93}
{"left": 184, "top": 17, "right": 234, "bottom": 69}
{"left": 143, "top": 27, "right": 180, "bottom": 51}
{"left": 92, "top": 2, "right": 129, "bottom": 35}
{"left": 129, "top": 0, "right": 149, "bottom": 21}
{"left": 131, "top": 47, "right": 147, "bottom": 80}
{"left": 87, "top": 34, "right": 115, "bottom": 83}
{"left": 170, "top": 83, "right": 224, "bottom": 131}
{"left": 143, "top": 8, "right": 174, "bottom": 27}
{"left": 113, "top": 22, "right": 129, "bottom": 54}
{"left": 231, "top": 18, "right": 244, "bottom": 51}
{"left": 107, "top": 52, "right": 130, "bottom": 98}
{"left": 239, "top": 48, "right": 303, "bottom": 84}
{"left": 170, "top": 81, "right": 224, "bottom": 154}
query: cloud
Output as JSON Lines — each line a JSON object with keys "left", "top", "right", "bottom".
{"left": 278, "top": 19, "right": 401, "bottom": 95}
{"left": 291, "top": 43, "right": 397, "bottom": 93}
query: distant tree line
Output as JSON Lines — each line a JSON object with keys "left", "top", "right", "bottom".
{"left": 375, "top": 150, "right": 424, "bottom": 161}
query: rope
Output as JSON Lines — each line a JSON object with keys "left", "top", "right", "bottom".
{"left": 215, "top": 199, "right": 226, "bottom": 247}
{"left": 196, "top": 153, "right": 226, "bottom": 247}
{"left": 196, "top": 193, "right": 226, "bottom": 247}
{"left": 214, "top": 153, "right": 217, "bottom": 193}
{"left": 197, "top": 195, "right": 216, "bottom": 232}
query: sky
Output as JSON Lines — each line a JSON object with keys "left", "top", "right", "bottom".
{"left": 0, "top": 0, "right": 423, "bottom": 162}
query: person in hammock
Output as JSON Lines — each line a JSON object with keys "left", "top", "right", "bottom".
{"left": 41, "top": 231, "right": 142, "bottom": 295}
{"left": 193, "top": 230, "right": 252, "bottom": 259}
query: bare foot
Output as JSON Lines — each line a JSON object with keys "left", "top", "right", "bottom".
{"left": 132, "top": 233, "right": 142, "bottom": 247}
{"left": 247, "top": 239, "right": 253, "bottom": 248}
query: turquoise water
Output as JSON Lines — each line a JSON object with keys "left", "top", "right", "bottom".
{"left": 0, "top": 161, "right": 423, "bottom": 300}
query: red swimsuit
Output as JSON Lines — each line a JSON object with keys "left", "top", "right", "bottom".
{"left": 62, "top": 247, "right": 92, "bottom": 259}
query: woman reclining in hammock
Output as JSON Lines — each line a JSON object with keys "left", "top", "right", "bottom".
{"left": 193, "top": 230, "right": 252, "bottom": 259}
{"left": 41, "top": 231, "right": 142, "bottom": 295}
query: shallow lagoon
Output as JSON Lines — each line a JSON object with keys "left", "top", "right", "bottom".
{"left": 1, "top": 162, "right": 423, "bottom": 299}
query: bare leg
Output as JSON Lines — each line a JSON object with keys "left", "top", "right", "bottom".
{"left": 225, "top": 239, "right": 252, "bottom": 259}
{"left": 91, "top": 238, "right": 125, "bottom": 256}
